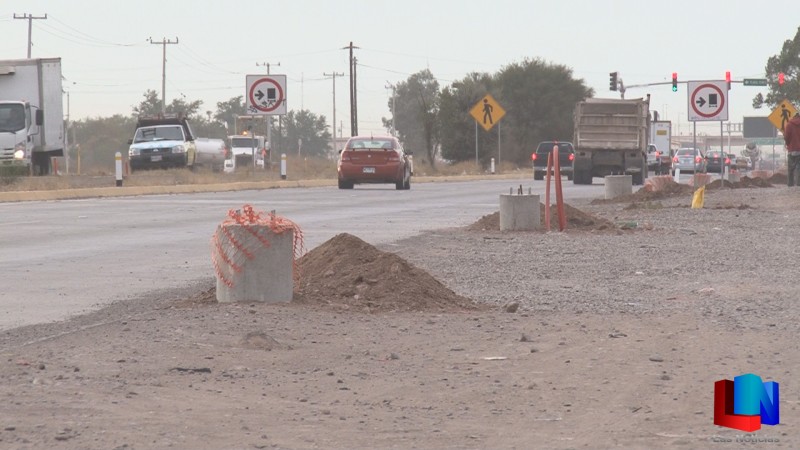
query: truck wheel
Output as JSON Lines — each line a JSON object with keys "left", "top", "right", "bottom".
{"left": 573, "top": 170, "right": 591, "bottom": 185}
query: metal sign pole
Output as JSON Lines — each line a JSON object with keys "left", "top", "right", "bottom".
{"left": 475, "top": 121, "right": 478, "bottom": 169}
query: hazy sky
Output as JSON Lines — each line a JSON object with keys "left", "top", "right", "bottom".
{"left": 2, "top": 0, "right": 797, "bottom": 137}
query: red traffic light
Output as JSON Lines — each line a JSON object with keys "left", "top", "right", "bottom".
{"left": 779, "top": 72, "right": 785, "bottom": 85}
{"left": 725, "top": 71, "right": 731, "bottom": 82}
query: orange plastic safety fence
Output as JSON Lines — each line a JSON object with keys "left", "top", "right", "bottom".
{"left": 210, "top": 204, "right": 305, "bottom": 288}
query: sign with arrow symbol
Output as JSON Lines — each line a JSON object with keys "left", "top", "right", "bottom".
{"left": 688, "top": 80, "right": 728, "bottom": 122}
{"left": 246, "top": 74, "right": 287, "bottom": 115}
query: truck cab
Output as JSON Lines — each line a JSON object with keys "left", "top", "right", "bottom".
{"left": 224, "top": 134, "right": 268, "bottom": 173}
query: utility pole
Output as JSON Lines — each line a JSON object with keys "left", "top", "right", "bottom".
{"left": 385, "top": 82, "right": 396, "bottom": 136}
{"left": 149, "top": 37, "right": 179, "bottom": 114}
{"left": 324, "top": 71, "right": 344, "bottom": 154}
{"left": 342, "top": 41, "right": 359, "bottom": 136}
{"left": 256, "top": 61, "right": 280, "bottom": 75}
{"left": 14, "top": 13, "right": 47, "bottom": 59}
{"left": 256, "top": 62, "right": 280, "bottom": 162}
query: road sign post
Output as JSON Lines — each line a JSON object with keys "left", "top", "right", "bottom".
{"left": 469, "top": 94, "right": 506, "bottom": 169}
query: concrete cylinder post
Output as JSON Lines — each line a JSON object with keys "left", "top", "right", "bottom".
{"left": 215, "top": 225, "right": 294, "bottom": 303}
{"left": 499, "top": 194, "right": 540, "bottom": 231}
{"left": 114, "top": 152, "right": 123, "bottom": 187}
{"left": 604, "top": 175, "right": 632, "bottom": 199}
{"left": 280, "top": 153, "right": 287, "bottom": 180}
{"left": 490, "top": 158, "right": 495, "bottom": 174}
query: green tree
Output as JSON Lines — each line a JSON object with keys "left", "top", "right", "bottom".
{"left": 276, "top": 110, "right": 332, "bottom": 158}
{"left": 753, "top": 26, "right": 800, "bottom": 110}
{"left": 383, "top": 69, "right": 440, "bottom": 168}
{"left": 438, "top": 72, "right": 494, "bottom": 163}
{"left": 494, "top": 58, "right": 593, "bottom": 164}
{"left": 214, "top": 96, "right": 247, "bottom": 133}
{"left": 131, "top": 89, "right": 203, "bottom": 118}
{"left": 70, "top": 114, "right": 136, "bottom": 173}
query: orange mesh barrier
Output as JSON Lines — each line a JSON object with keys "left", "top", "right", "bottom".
{"left": 210, "top": 205, "right": 305, "bottom": 288}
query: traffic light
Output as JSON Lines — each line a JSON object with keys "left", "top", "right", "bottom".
{"left": 609, "top": 72, "right": 618, "bottom": 91}
{"left": 672, "top": 73, "right": 678, "bottom": 92}
{"left": 725, "top": 71, "right": 731, "bottom": 90}
{"left": 779, "top": 72, "right": 785, "bottom": 85}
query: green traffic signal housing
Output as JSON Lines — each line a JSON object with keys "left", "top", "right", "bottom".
{"left": 672, "top": 72, "right": 678, "bottom": 92}
{"left": 609, "top": 72, "right": 618, "bottom": 91}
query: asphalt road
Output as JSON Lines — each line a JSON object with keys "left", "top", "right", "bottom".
{"left": 0, "top": 177, "right": 605, "bottom": 331}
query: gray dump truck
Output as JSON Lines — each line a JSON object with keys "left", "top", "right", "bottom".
{"left": 572, "top": 97, "right": 649, "bottom": 185}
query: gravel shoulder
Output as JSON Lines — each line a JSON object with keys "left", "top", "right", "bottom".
{"left": 0, "top": 183, "right": 797, "bottom": 449}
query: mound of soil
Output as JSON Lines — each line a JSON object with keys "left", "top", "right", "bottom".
{"left": 769, "top": 173, "right": 788, "bottom": 185}
{"left": 466, "top": 202, "right": 616, "bottom": 232}
{"left": 592, "top": 180, "right": 693, "bottom": 204}
{"left": 293, "top": 233, "right": 481, "bottom": 313}
{"left": 736, "top": 176, "right": 773, "bottom": 188}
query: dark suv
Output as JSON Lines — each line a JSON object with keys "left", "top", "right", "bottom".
{"left": 532, "top": 141, "right": 574, "bottom": 180}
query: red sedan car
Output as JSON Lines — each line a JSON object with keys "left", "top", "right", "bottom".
{"left": 337, "top": 136, "right": 412, "bottom": 190}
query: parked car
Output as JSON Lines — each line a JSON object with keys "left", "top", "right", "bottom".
{"left": 672, "top": 148, "right": 706, "bottom": 174}
{"left": 532, "top": 141, "right": 574, "bottom": 180}
{"left": 705, "top": 151, "right": 730, "bottom": 174}
{"left": 337, "top": 136, "right": 412, "bottom": 190}
{"left": 725, "top": 153, "right": 737, "bottom": 171}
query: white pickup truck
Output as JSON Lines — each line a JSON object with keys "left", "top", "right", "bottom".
{"left": 128, "top": 114, "right": 225, "bottom": 172}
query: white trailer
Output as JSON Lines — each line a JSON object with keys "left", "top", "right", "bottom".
{"left": 0, "top": 58, "right": 64, "bottom": 174}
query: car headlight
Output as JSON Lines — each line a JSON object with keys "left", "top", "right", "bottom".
{"left": 172, "top": 145, "right": 186, "bottom": 154}
{"left": 13, "top": 143, "right": 26, "bottom": 160}
{"left": 129, "top": 147, "right": 140, "bottom": 156}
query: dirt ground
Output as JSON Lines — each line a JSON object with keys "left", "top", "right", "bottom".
{"left": 0, "top": 177, "right": 798, "bottom": 449}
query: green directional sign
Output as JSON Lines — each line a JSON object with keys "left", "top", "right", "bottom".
{"left": 749, "top": 138, "right": 783, "bottom": 145}
{"left": 743, "top": 78, "right": 768, "bottom": 86}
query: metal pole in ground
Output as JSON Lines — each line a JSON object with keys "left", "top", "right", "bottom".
{"left": 280, "top": 153, "right": 287, "bottom": 180}
{"left": 115, "top": 152, "right": 123, "bottom": 187}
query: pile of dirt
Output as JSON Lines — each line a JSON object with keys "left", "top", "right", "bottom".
{"left": 466, "top": 202, "right": 616, "bottom": 232}
{"left": 736, "top": 176, "right": 773, "bottom": 188}
{"left": 705, "top": 176, "right": 774, "bottom": 189}
{"left": 592, "top": 180, "right": 693, "bottom": 204}
{"left": 293, "top": 233, "right": 482, "bottom": 313}
{"left": 769, "top": 173, "right": 788, "bottom": 185}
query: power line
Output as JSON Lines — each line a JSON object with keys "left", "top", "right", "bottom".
{"left": 13, "top": 13, "right": 47, "bottom": 58}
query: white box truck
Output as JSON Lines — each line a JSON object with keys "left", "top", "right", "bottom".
{"left": 0, "top": 58, "right": 64, "bottom": 175}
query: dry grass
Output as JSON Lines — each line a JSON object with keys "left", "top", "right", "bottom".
{"left": 0, "top": 155, "right": 526, "bottom": 192}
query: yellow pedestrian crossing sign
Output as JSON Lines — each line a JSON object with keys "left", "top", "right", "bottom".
{"left": 768, "top": 99, "right": 798, "bottom": 132}
{"left": 470, "top": 94, "right": 506, "bottom": 131}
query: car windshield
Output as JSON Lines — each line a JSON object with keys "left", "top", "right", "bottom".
{"left": 348, "top": 139, "right": 395, "bottom": 150}
{"left": 536, "top": 142, "right": 573, "bottom": 153}
{"left": 134, "top": 126, "right": 184, "bottom": 143}
{"left": 676, "top": 149, "right": 698, "bottom": 157}
{"left": 708, "top": 152, "right": 723, "bottom": 158}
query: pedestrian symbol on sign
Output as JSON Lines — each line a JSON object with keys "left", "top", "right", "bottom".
{"left": 469, "top": 94, "right": 506, "bottom": 132}
{"left": 482, "top": 99, "right": 494, "bottom": 125}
